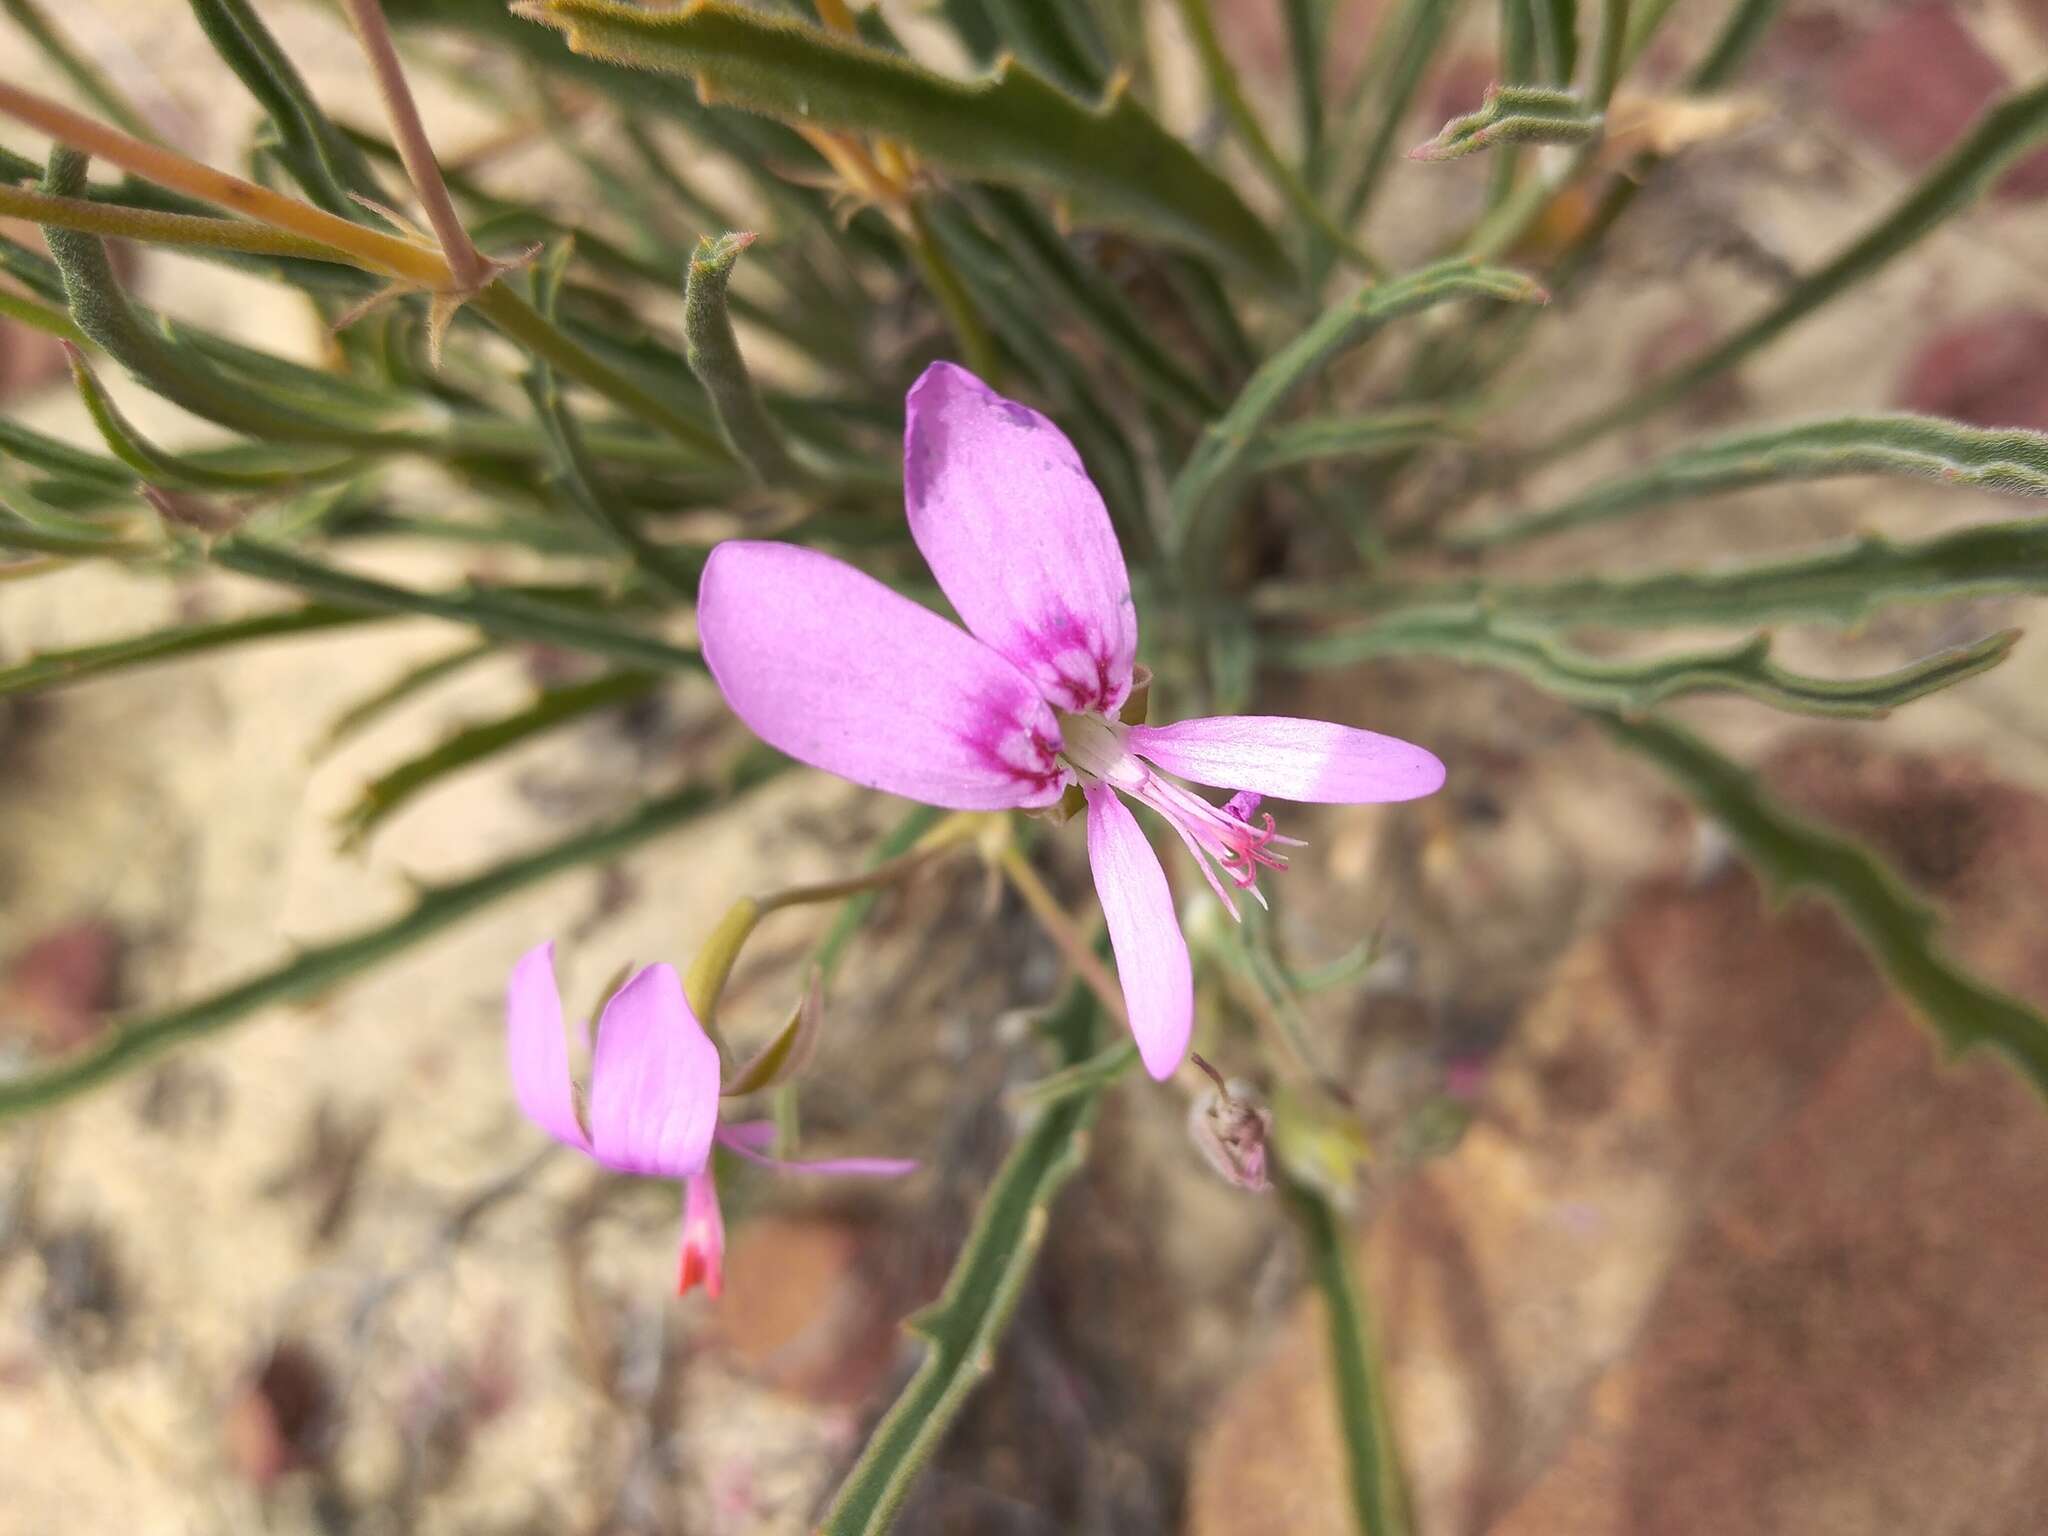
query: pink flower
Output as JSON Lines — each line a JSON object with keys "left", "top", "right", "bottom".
{"left": 698, "top": 363, "right": 1445, "bottom": 1081}
{"left": 506, "top": 943, "right": 915, "bottom": 1298}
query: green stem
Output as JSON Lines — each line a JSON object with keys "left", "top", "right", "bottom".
{"left": 468, "top": 280, "right": 735, "bottom": 462}
{"left": 1284, "top": 1174, "right": 1410, "bottom": 1536}
{"left": 903, "top": 199, "right": 1001, "bottom": 383}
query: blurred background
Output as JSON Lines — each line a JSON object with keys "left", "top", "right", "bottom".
{"left": 3, "top": 1, "right": 2048, "bottom": 1532}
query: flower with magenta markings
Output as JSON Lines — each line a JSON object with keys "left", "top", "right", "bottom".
{"left": 698, "top": 363, "right": 1445, "bottom": 1081}
{"left": 507, "top": 942, "right": 915, "bottom": 1298}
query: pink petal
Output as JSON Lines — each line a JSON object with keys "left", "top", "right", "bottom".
{"left": 506, "top": 942, "right": 591, "bottom": 1153}
{"left": 715, "top": 1122, "right": 918, "bottom": 1178}
{"left": 699, "top": 540, "right": 1067, "bottom": 810}
{"left": 587, "top": 963, "right": 721, "bottom": 1178}
{"left": 1129, "top": 715, "right": 1445, "bottom": 803}
{"left": 904, "top": 362, "right": 1138, "bottom": 716}
{"left": 678, "top": 1169, "right": 725, "bottom": 1299}
{"left": 1084, "top": 784, "right": 1193, "bottom": 1080}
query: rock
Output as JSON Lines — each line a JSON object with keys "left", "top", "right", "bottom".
{"left": 1189, "top": 737, "right": 2048, "bottom": 1536}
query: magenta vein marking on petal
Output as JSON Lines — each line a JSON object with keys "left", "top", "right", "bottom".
{"left": 959, "top": 686, "right": 1066, "bottom": 798}
{"left": 1011, "top": 600, "right": 1129, "bottom": 714}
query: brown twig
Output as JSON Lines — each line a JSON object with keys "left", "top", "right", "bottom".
{"left": 337, "top": 0, "right": 491, "bottom": 292}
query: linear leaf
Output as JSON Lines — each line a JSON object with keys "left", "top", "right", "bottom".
{"left": 1169, "top": 0, "right": 1380, "bottom": 272}
{"left": 186, "top": 0, "right": 385, "bottom": 216}
{"left": 1599, "top": 712, "right": 2048, "bottom": 1096}
{"left": 1463, "top": 415, "right": 2048, "bottom": 546}
{"left": 523, "top": 0, "right": 1291, "bottom": 284}
{"left": 682, "top": 231, "right": 800, "bottom": 485}
{"left": 0, "top": 415, "right": 134, "bottom": 490}
{"left": 1270, "top": 518, "right": 2048, "bottom": 628}
{"left": 1337, "top": 0, "right": 1469, "bottom": 227}
{"left": 971, "top": 184, "right": 1222, "bottom": 420}
{"left": 213, "top": 540, "right": 704, "bottom": 673}
{"left": 1275, "top": 609, "right": 2019, "bottom": 718}
{"left": 339, "top": 670, "right": 661, "bottom": 848}
{"left": 314, "top": 640, "right": 498, "bottom": 759}
{"left": 1243, "top": 408, "right": 1464, "bottom": 471}
{"left": 0, "top": 605, "right": 382, "bottom": 696}
{"left": 0, "top": 752, "right": 790, "bottom": 1120}
{"left": 819, "top": 980, "right": 1103, "bottom": 1533}
{"left": 1410, "top": 83, "right": 1601, "bottom": 160}
{"left": 1173, "top": 260, "right": 1545, "bottom": 557}
{"left": 66, "top": 344, "right": 363, "bottom": 492}
{"left": 1547, "top": 78, "right": 2048, "bottom": 452}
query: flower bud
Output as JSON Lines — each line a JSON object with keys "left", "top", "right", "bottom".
{"left": 1187, "top": 1053, "right": 1273, "bottom": 1193}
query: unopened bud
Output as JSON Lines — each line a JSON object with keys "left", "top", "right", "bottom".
{"left": 1187, "top": 1052, "right": 1272, "bottom": 1193}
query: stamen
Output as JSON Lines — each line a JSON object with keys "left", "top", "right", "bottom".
{"left": 1056, "top": 710, "right": 1303, "bottom": 920}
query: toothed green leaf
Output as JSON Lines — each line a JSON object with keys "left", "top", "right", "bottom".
{"left": 1276, "top": 610, "right": 2020, "bottom": 718}
{"left": 1467, "top": 416, "right": 2048, "bottom": 547}
{"left": 1174, "top": 260, "right": 1546, "bottom": 558}
{"left": 1600, "top": 713, "right": 2048, "bottom": 1097}
{"left": 819, "top": 981, "right": 1102, "bottom": 1534}
{"left": 523, "top": 0, "right": 1291, "bottom": 284}
{"left": 1273, "top": 519, "right": 2048, "bottom": 629}
{"left": 1410, "top": 83, "right": 1601, "bottom": 161}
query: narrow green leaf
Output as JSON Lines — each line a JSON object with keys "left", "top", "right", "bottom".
{"left": 1409, "top": 84, "right": 1601, "bottom": 161}
{"left": 1275, "top": 609, "right": 2020, "bottom": 718}
{"left": 1242, "top": 408, "right": 1464, "bottom": 471}
{"left": 1268, "top": 518, "right": 2048, "bottom": 628}
{"left": 314, "top": 640, "right": 498, "bottom": 759}
{"left": 1284, "top": 1174, "right": 1411, "bottom": 1536}
{"left": 1531, "top": 0, "right": 1578, "bottom": 83}
{"left": 525, "top": 248, "right": 709, "bottom": 601}
{"left": 0, "top": 415, "right": 134, "bottom": 490}
{"left": 1008, "top": 1039, "right": 1139, "bottom": 1110}
{"left": 0, "top": 284, "right": 83, "bottom": 342}
{"left": 212, "top": 540, "right": 704, "bottom": 673}
{"left": 65, "top": 345, "right": 362, "bottom": 492}
{"left": 1620, "top": 0, "right": 1681, "bottom": 70}
{"left": 0, "top": 752, "right": 790, "bottom": 1120}
{"left": 524, "top": 0, "right": 1292, "bottom": 285}
{"left": 1173, "top": 260, "right": 1546, "bottom": 558}
{"left": 35, "top": 151, "right": 396, "bottom": 449}
{"left": 1169, "top": 0, "right": 1381, "bottom": 273}
{"left": 1485, "top": 0, "right": 1539, "bottom": 211}
{"left": 1284, "top": 0, "right": 1327, "bottom": 187}
{"left": 1588, "top": 0, "right": 1631, "bottom": 108}
{"left": 1547, "top": 78, "right": 2048, "bottom": 453}
{"left": 339, "top": 670, "right": 661, "bottom": 848}
{"left": 1463, "top": 415, "right": 2048, "bottom": 547}
{"left": 1691, "top": 0, "right": 1781, "bottom": 90}
{"left": 468, "top": 281, "right": 737, "bottom": 463}
{"left": 1338, "top": 0, "right": 1469, "bottom": 227}
{"left": 819, "top": 981, "right": 1103, "bottom": 1533}
{"left": 0, "top": 605, "right": 381, "bottom": 696}
{"left": 923, "top": 198, "right": 1153, "bottom": 555}
{"left": 681, "top": 231, "right": 801, "bottom": 485}
{"left": 970, "top": 185, "right": 1223, "bottom": 420}
{"left": 1598, "top": 712, "right": 2048, "bottom": 1096}
{"left": 186, "top": 0, "right": 385, "bottom": 217}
